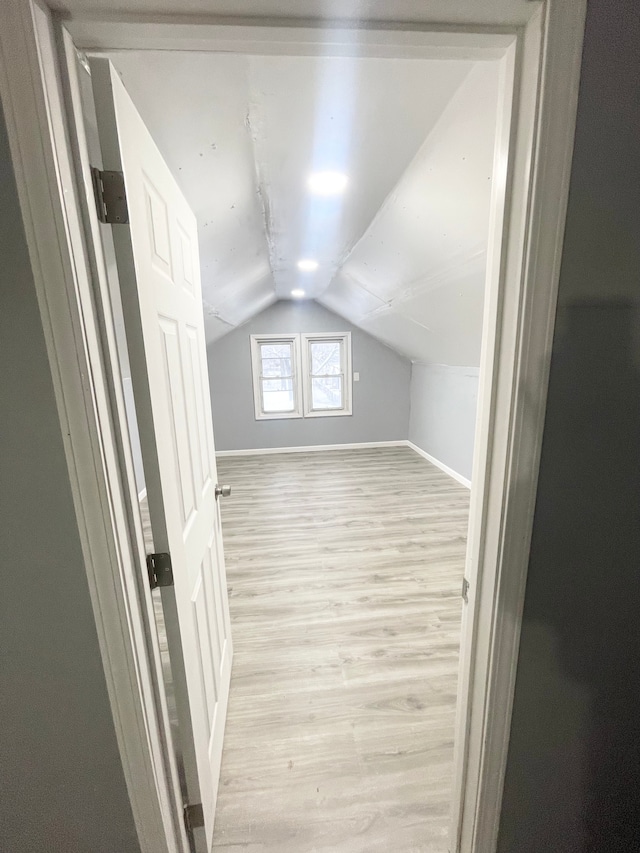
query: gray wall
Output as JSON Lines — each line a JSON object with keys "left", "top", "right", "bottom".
{"left": 408, "top": 364, "right": 478, "bottom": 480}
{"left": 0, "top": 103, "right": 141, "bottom": 853}
{"left": 208, "top": 300, "right": 411, "bottom": 451}
{"left": 498, "top": 1, "right": 640, "bottom": 850}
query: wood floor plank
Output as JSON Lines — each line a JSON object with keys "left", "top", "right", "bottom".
{"left": 211, "top": 446, "right": 469, "bottom": 853}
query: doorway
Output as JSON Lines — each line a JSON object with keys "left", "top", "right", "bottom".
{"left": 0, "top": 3, "right": 586, "bottom": 852}
{"left": 80, "top": 40, "right": 502, "bottom": 851}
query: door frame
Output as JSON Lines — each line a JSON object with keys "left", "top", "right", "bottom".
{"left": 0, "top": 2, "right": 189, "bottom": 851}
{"left": 0, "top": 2, "right": 587, "bottom": 853}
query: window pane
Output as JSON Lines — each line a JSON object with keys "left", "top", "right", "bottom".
{"left": 310, "top": 341, "right": 341, "bottom": 376}
{"left": 262, "top": 378, "right": 293, "bottom": 393}
{"left": 262, "top": 377, "right": 294, "bottom": 412}
{"left": 311, "top": 376, "right": 343, "bottom": 409}
{"left": 261, "top": 356, "right": 292, "bottom": 378}
{"left": 261, "top": 343, "right": 291, "bottom": 360}
{"left": 260, "top": 343, "right": 292, "bottom": 379}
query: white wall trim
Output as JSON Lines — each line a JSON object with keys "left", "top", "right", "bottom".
{"left": 405, "top": 440, "right": 471, "bottom": 489}
{"left": 451, "top": 3, "right": 588, "bottom": 852}
{"left": 216, "top": 440, "right": 406, "bottom": 457}
{"left": 67, "top": 21, "right": 514, "bottom": 58}
{"left": 218, "top": 439, "right": 472, "bottom": 492}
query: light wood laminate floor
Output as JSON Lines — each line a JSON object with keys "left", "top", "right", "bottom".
{"left": 210, "top": 446, "right": 469, "bottom": 853}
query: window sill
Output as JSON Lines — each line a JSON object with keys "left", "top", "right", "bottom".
{"left": 254, "top": 411, "right": 304, "bottom": 421}
{"left": 303, "top": 408, "right": 352, "bottom": 418}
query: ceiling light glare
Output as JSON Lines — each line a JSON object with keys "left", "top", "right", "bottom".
{"left": 297, "top": 259, "right": 319, "bottom": 272}
{"left": 307, "top": 171, "right": 348, "bottom": 195}
{"left": 291, "top": 289, "right": 306, "bottom": 298}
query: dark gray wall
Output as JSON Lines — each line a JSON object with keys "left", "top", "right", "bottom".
{"left": 498, "top": 2, "right": 640, "bottom": 850}
{"left": 0, "top": 103, "right": 141, "bottom": 853}
{"left": 208, "top": 300, "right": 411, "bottom": 451}
{"left": 408, "top": 364, "right": 478, "bottom": 480}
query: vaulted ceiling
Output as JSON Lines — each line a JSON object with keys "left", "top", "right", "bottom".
{"left": 106, "top": 50, "right": 500, "bottom": 365}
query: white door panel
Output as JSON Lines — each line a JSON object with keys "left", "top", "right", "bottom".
{"left": 91, "top": 58, "right": 232, "bottom": 850}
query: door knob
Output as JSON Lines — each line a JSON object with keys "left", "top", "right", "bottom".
{"left": 215, "top": 484, "right": 231, "bottom": 499}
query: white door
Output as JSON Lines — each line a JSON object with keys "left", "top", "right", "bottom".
{"left": 91, "top": 59, "right": 232, "bottom": 850}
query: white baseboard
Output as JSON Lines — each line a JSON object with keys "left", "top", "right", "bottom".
{"left": 138, "top": 487, "right": 147, "bottom": 503}
{"left": 405, "top": 440, "right": 472, "bottom": 489}
{"left": 216, "top": 440, "right": 406, "bottom": 458}
{"left": 216, "top": 440, "right": 471, "bottom": 489}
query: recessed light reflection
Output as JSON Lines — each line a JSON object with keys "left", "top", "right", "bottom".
{"left": 307, "top": 171, "right": 348, "bottom": 195}
{"left": 291, "top": 289, "right": 306, "bottom": 298}
{"left": 297, "top": 259, "right": 319, "bottom": 272}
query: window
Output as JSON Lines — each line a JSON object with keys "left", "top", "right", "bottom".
{"left": 250, "top": 335, "right": 302, "bottom": 420}
{"left": 302, "top": 333, "right": 352, "bottom": 417}
{"left": 250, "top": 332, "right": 352, "bottom": 420}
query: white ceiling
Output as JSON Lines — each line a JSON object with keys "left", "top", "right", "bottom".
{"left": 319, "top": 61, "right": 500, "bottom": 364}
{"left": 105, "top": 50, "right": 500, "bottom": 365}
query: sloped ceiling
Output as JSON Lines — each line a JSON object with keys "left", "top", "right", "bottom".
{"left": 107, "top": 51, "right": 500, "bottom": 365}
{"left": 319, "top": 61, "right": 500, "bottom": 365}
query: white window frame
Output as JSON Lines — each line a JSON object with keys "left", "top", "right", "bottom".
{"left": 302, "top": 332, "right": 352, "bottom": 418}
{"left": 250, "top": 333, "right": 303, "bottom": 420}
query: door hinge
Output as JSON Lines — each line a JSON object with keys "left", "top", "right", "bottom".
{"left": 146, "top": 552, "right": 174, "bottom": 589}
{"left": 184, "top": 802, "right": 205, "bottom": 837}
{"left": 461, "top": 577, "right": 470, "bottom": 603}
{"left": 91, "top": 166, "right": 129, "bottom": 224}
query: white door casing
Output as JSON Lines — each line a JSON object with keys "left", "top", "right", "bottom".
{"left": 91, "top": 58, "right": 232, "bottom": 850}
{"left": 1, "top": 5, "right": 586, "bottom": 852}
